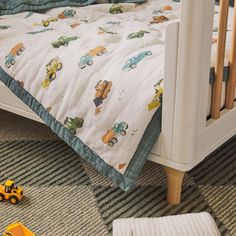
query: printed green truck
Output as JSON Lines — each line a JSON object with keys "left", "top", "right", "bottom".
{"left": 51, "top": 36, "right": 78, "bottom": 48}
{"left": 64, "top": 117, "right": 84, "bottom": 135}
{"left": 109, "top": 4, "right": 123, "bottom": 14}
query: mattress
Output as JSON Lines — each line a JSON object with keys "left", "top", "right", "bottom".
{"left": 0, "top": 0, "right": 234, "bottom": 189}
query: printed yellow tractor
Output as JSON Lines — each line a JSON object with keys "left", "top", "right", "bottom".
{"left": 41, "top": 17, "right": 57, "bottom": 27}
{"left": 148, "top": 80, "right": 164, "bottom": 111}
{"left": 42, "top": 57, "right": 62, "bottom": 88}
{"left": 0, "top": 180, "right": 23, "bottom": 204}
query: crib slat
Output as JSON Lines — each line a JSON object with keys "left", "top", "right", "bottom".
{"left": 225, "top": 3, "right": 236, "bottom": 109}
{"left": 211, "top": 0, "right": 229, "bottom": 119}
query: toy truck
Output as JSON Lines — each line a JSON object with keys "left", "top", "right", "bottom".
{"left": 51, "top": 36, "right": 78, "bottom": 48}
{"left": 102, "top": 122, "right": 128, "bottom": 147}
{"left": 148, "top": 80, "right": 164, "bottom": 111}
{"left": 3, "top": 222, "right": 35, "bottom": 236}
{"left": 0, "top": 180, "right": 23, "bottom": 204}
{"left": 94, "top": 80, "right": 112, "bottom": 107}
{"left": 64, "top": 117, "right": 84, "bottom": 135}
{"left": 5, "top": 43, "right": 25, "bottom": 68}
{"left": 58, "top": 9, "right": 76, "bottom": 19}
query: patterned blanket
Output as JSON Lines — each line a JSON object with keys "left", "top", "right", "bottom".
{"left": 0, "top": 0, "right": 233, "bottom": 190}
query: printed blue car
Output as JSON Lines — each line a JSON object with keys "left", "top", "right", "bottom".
{"left": 79, "top": 54, "right": 93, "bottom": 69}
{"left": 123, "top": 51, "right": 152, "bottom": 70}
{"left": 5, "top": 54, "right": 15, "bottom": 68}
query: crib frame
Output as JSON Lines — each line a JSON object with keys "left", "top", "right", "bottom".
{"left": 150, "top": 0, "right": 236, "bottom": 204}
{"left": 0, "top": 0, "right": 235, "bottom": 205}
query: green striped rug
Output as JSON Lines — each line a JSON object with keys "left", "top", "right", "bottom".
{"left": 0, "top": 109, "right": 235, "bottom": 235}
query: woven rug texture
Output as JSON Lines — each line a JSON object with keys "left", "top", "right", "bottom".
{"left": 0, "top": 109, "right": 235, "bottom": 236}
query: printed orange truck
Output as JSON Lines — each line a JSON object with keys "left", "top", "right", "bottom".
{"left": 95, "top": 80, "right": 112, "bottom": 99}
{"left": 10, "top": 43, "right": 25, "bottom": 56}
{"left": 89, "top": 46, "right": 107, "bottom": 57}
{"left": 102, "top": 129, "right": 117, "bottom": 145}
{"left": 150, "top": 16, "right": 169, "bottom": 24}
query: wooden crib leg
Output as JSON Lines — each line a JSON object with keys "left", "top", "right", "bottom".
{"left": 164, "top": 167, "right": 185, "bottom": 205}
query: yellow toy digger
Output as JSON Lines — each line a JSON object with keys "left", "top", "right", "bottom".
{"left": 0, "top": 180, "right": 23, "bottom": 204}
{"left": 3, "top": 222, "right": 35, "bottom": 236}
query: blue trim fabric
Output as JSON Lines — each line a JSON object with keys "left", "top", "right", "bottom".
{"left": 99, "top": 0, "right": 146, "bottom": 3}
{"left": 0, "top": 0, "right": 146, "bottom": 16}
{"left": 0, "top": 67, "right": 162, "bottom": 191}
{"left": 0, "top": 0, "right": 96, "bottom": 16}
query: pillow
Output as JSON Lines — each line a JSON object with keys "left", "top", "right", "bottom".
{"left": 96, "top": 0, "right": 146, "bottom": 3}
{"left": 0, "top": 0, "right": 96, "bottom": 16}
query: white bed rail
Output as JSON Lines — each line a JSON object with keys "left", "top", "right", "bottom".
{"left": 150, "top": 0, "right": 216, "bottom": 167}
{"left": 156, "top": 0, "right": 236, "bottom": 171}
{"left": 158, "top": 22, "right": 179, "bottom": 160}
{"left": 169, "top": 0, "right": 215, "bottom": 165}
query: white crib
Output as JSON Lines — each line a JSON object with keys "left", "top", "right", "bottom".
{"left": 0, "top": 0, "right": 235, "bottom": 205}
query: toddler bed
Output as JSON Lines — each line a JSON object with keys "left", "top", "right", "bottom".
{"left": 0, "top": 0, "right": 235, "bottom": 205}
